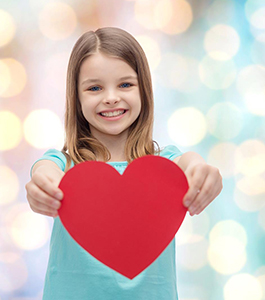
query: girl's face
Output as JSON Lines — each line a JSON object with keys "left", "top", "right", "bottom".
{"left": 78, "top": 52, "right": 141, "bottom": 143}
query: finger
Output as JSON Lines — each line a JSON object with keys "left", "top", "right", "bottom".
{"left": 191, "top": 182, "right": 222, "bottom": 215}
{"left": 189, "top": 194, "right": 211, "bottom": 216}
{"left": 32, "top": 173, "right": 64, "bottom": 200}
{"left": 28, "top": 195, "right": 59, "bottom": 217}
{"left": 28, "top": 183, "right": 62, "bottom": 210}
{"left": 183, "top": 172, "right": 207, "bottom": 207}
{"left": 188, "top": 179, "right": 218, "bottom": 215}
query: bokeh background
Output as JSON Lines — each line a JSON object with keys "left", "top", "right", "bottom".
{"left": 0, "top": 0, "right": 265, "bottom": 299}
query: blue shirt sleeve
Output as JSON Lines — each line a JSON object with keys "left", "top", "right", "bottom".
{"left": 30, "top": 149, "right": 68, "bottom": 178}
{"left": 159, "top": 145, "right": 183, "bottom": 161}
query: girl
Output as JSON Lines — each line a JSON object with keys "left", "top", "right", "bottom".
{"left": 25, "top": 27, "right": 222, "bottom": 299}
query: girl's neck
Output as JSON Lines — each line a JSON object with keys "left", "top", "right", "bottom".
{"left": 93, "top": 131, "right": 128, "bottom": 162}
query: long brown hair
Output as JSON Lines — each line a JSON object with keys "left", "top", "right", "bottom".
{"left": 61, "top": 27, "right": 160, "bottom": 172}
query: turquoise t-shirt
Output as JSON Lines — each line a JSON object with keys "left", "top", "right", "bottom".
{"left": 30, "top": 145, "right": 182, "bottom": 300}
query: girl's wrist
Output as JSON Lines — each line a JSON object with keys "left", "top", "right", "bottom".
{"left": 178, "top": 151, "right": 206, "bottom": 172}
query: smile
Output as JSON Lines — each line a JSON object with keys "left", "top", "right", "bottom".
{"left": 98, "top": 110, "right": 128, "bottom": 120}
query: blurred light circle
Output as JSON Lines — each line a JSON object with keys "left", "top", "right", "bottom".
{"left": 190, "top": 211, "right": 210, "bottom": 237}
{"left": 177, "top": 235, "right": 208, "bottom": 270}
{"left": 0, "top": 59, "right": 27, "bottom": 98}
{"left": 208, "top": 236, "right": 246, "bottom": 274}
{"left": 0, "top": 166, "right": 19, "bottom": 206}
{"left": 44, "top": 51, "right": 68, "bottom": 93}
{"left": 234, "top": 186, "right": 265, "bottom": 212}
{"left": 175, "top": 57, "right": 201, "bottom": 93}
{"left": 236, "top": 174, "right": 265, "bottom": 195}
{"left": 23, "top": 109, "right": 64, "bottom": 149}
{"left": 154, "top": 0, "right": 193, "bottom": 35}
{"left": 204, "top": 24, "right": 240, "bottom": 60}
{"left": 255, "top": 117, "right": 265, "bottom": 141}
{"left": 249, "top": 7, "right": 265, "bottom": 29}
{"left": 10, "top": 210, "right": 50, "bottom": 250}
{"left": 167, "top": 107, "right": 207, "bottom": 147}
{"left": 209, "top": 220, "right": 248, "bottom": 247}
{"left": 0, "top": 111, "right": 22, "bottom": 151}
{"left": 208, "top": 143, "right": 237, "bottom": 178}
{"left": 206, "top": 0, "right": 235, "bottom": 26}
{"left": 255, "top": 266, "right": 265, "bottom": 298}
{"left": 0, "top": 251, "right": 20, "bottom": 264}
{"left": 134, "top": 0, "right": 158, "bottom": 30}
{"left": 255, "top": 265, "right": 265, "bottom": 276}
{"left": 206, "top": 102, "right": 243, "bottom": 140}
{"left": 257, "top": 274, "right": 265, "bottom": 298}
{"left": 0, "top": 10, "right": 16, "bottom": 48}
{"left": 244, "top": 90, "right": 265, "bottom": 116}
{"left": 258, "top": 207, "right": 265, "bottom": 231}
{"left": 199, "top": 55, "right": 237, "bottom": 90}
{"left": 39, "top": 2, "right": 77, "bottom": 40}
{"left": 176, "top": 211, "right": 210, "bottom": 245}
{"left": 176, "top": 214, "right": 193, "bottom": 246}
{"left": 249, "top": 27, "right": 265, "bottom": 43}
{"left": 154, "top": 0, "right": 173, "bottom": 29}
{"left": 156, "top": 53, "right": 187, "bottom": 88}
{"left": 156, "top": 52, "right": 201, "bottom": 92}
{"left": 0, "top": 257, "right": 28, "bottom": 292}
{"left": 237, "top": 64, "right": 265, "bottom": 95}
{"left": 251, "top": 40, "right": 265, "bottom": 67}
{"left": 236, "top": 64, "right": 265, "bottom": 115}
{"left": 135, "top": 35, "right": 161, "bottom": 71}
{"left": 245, "top": 0, "right": 265, "bottom": 20}
{"left": 235, "top": 139, "right": 265, "bottom": 176}
{"left": 0, "top": 60, "right": 11, "bottom": 95}
{"left": 224, "top": 273, "right": 263, "bottom": 300}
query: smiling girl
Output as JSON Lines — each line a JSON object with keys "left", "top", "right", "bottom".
{"left": 25, "top": 27, "right": 222, "bottom": 299}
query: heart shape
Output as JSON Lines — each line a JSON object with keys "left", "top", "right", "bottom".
{"left": 58, "top": 155, "right": 188, "bottom": 279}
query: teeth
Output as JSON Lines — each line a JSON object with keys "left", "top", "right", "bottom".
{"left": 101, "top": 110, "right": 125, "bottom": 117}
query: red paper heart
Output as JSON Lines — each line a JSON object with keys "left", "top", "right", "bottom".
{"left": 58, "top": 155, "right": 188, "bottom": 279}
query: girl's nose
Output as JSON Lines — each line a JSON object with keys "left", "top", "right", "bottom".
{"left": 103, "top": 96, "right": 121, "bottom": 105}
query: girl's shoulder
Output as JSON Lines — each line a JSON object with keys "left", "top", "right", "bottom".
{"left": 158, "top": 145, "right": 183, "bottom": 161}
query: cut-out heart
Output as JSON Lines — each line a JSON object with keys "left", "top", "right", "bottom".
{"left": 58, "top": 155, "right": 188, "bottom": 279}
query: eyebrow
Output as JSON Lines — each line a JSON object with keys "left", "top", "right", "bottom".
{"left": 81, "top": 75, "right": 138, "bottom": 86}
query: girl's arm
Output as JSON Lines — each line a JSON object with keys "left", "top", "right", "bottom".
{"left": 174, "top": 151, "right": 223, "bottom": 216}
{"left": 174, "top": 151, "right": 206, "bottom": 171}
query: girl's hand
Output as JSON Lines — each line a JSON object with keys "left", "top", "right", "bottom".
{"left": 25, "top": 166, "right": 65, "bottom": 218}
{"left": 182, "top": 163, "right": 223, "bottom": 216}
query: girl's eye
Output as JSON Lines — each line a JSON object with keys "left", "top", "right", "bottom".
{"left": 120, "top": 82, "right": 132, "bottom": 88}
{"left": 88, "top": 86, "right": 101, "bottom": 91}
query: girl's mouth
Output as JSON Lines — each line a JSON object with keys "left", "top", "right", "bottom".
{"left": 98, "top": 110, "right": 128, "bottom": 120}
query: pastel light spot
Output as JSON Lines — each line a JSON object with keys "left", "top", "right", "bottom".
{"left": 199, "top": 55, "right": 237, "bottom": 90}
{"left": 167, "top": 107, "right": 207, "bottom": 147}
{"left": 224, "top": 273, "right": 262, "bottom": 300}
{"left": 0, "top": 111, "right": 22, "bottom": 151}
{"left": 23, "top": 109, "right": 64, "bottom": 149}
{"left": 39, "top": 2, "right": 77, "bottom": 40}
{"left": 204, "top": 24, "right": 240, "bottom": 60}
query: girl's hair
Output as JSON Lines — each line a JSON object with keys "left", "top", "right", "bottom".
{"left": 61, "top": 27, "right": 160, "bottom": 172}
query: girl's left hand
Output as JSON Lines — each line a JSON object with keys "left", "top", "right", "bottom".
{"left": 182, "top": 163, "right": 223, "bottom": 216}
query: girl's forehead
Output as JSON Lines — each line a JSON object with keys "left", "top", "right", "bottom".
{"left": 82, "top": 53, "right": 130, "bottom": 68}
{"left": 79, "top": 53, "right": 136, "bottom": 78}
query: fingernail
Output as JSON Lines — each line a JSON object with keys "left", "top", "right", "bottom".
{"left": 55, "top": 192, "right": 63, "bottom": 200}
{"left": 184, "top": 200, "right": 190, "bottom": 206}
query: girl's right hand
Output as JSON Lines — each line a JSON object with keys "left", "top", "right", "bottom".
{"left": 25, "top": 166, "right": 65, "bottom": 218}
